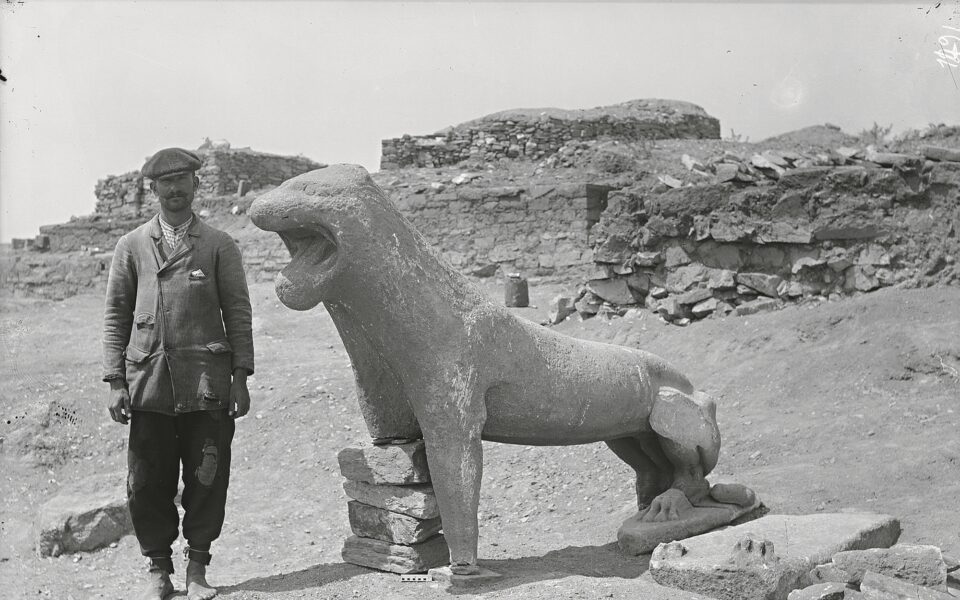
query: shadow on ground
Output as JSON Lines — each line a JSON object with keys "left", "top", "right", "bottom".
{"left": 218, "top": 543, "right": 648, "bottom": 597}
{"left": 221, "top": 562, "right": 368, "bottom": 594}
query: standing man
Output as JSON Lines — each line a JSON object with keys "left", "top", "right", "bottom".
{"left": 102, "top": 148, "right": 255, "bottom": 600}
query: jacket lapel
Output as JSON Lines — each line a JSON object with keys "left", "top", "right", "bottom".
{"left": 147, "top": 215, "right": 165, "bottom": 271}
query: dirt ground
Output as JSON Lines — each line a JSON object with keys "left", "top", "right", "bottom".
{"left": 1, "top": 280, "right": 958, "bottom": 600}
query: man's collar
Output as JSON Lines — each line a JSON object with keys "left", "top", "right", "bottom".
{"left": 158, "top": 213, "right": 194, "bottom": 230}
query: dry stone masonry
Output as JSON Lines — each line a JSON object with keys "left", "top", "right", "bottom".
{"left": 381, "top": 99, "right": 720, "bottom": 169}
{"left": 337, "top": 441, "right": 449, "bottom": 574}
{"left": 578, "top": 148, "right": 960, "bottom": 324}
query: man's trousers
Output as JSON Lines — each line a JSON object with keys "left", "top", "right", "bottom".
{"left": 127, "top": 409, "right": 235, "bottom": 573}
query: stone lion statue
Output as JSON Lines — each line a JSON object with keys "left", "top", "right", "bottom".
{"left": 249, "top": 165, "right": 756, "bottom": 574}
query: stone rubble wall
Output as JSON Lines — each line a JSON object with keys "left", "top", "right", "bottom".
{"left": 579, "top": 160, "right": 960, "bottom": 323}
{"left": 381, "top": 99, "right": 720, "bottom": 170}
{"left": 90, "top": 149, "right": 322, "bottom": 217}
{"left": 195, "top": 149, "right": 323, "bottom": 197}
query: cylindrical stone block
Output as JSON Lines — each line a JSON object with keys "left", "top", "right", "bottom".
{"left": 504, "top": 274, "right": 529, "bottom": 307}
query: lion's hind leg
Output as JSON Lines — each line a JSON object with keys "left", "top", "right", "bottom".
{"left": 604, "top": 434, "right": 673, "bottom": 510}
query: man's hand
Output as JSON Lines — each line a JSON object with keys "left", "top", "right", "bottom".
{"left": 108, "top": 380, "right": 131, "bottom": 424}
{"left": 229, "top": 369, "right": 250, "bottom": 418}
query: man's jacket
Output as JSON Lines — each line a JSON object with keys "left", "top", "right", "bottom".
{"left": 102, "top": 213, "right": 255, "bottom": 414}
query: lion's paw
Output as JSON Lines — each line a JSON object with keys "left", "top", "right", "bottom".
{"left": 640, "top": 488, "right": 694, "bottom": 522}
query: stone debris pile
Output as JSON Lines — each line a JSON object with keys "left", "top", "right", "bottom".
{"left": 337, "top": 441, "right": 449, "bottom": 574}
{"left": 648, "top": 512, "right": 960, "bottom": 600}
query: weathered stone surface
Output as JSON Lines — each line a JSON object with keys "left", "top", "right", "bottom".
{"left": 34, "top": 472, "right": 132, "bottom": 557}
{"left": 677, "top": 287, "right": 713, "bottom": 306}
{"left": 619, "top": 491, "right": 761, "bottom": 556}
{"left": 831, "top": 545, "right": 947, "bottom": 589}
{"left": 692, "top": 298, "right": 719, "bottom": 318}
{"left": 859, "top": 570, "right": 953, "bottom": 600}
{"left": 504, "top": 275, "right": 529, "bottom": 307}
{"left": 706, "top": 269, "right": 737, "bottom": 290}
{"left": 667, "top": 264, "right": 708, "bottom": 292}
{"left": 649, "top": 513, "right": 901, "bottom": 600}
{"left": 735, "top": 297, "right": 780, "bottom": 316}
{"left": 547, "top": 295, "right": 576, "bottom": 324}
{"left": 341, "top": 534, "right": 449, "bottom": 574}
{"left": 337, "top": 441, "right": 431, "bottom": 485}
{"left": 348, "top": 500, "right": 442, "bottom": 544}
{"left": 808, "top": 563, "right": 855, "bottom": 585}
{"left": 716, "top": 163, "right": 739, "bottom": 182}
{"left": 342, "top": 481, "right": 439, "bottom": 520}
{"left": 737, "top": 272, "right": 783, "bottom": 297}
{"left": 587, "top": 278, "right": 636, "bottom": 305}
{"left": 665, "top": 246, "right": 692, "bottom": 268}
{"left": 635, "top": 251, "right": 663, "bottom": 266}
{"left": 787, "top": 582, "right": 849, "bottom": 600}
{"left": 922, "top": 145, "right": 960, "bottom": 163}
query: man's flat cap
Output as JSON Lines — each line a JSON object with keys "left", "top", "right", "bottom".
{"left": 141, "top": 148, "right": 202, "bottom": 179}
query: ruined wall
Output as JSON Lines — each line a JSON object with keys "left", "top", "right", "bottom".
{"left": 195, "top": 150, "right": 322, "bottom": 197}
{"left": 388, "top": 181, "right": 611, "bottom": 276}
{"left": 92, "top": 149, "right": 323, "bottom": 217}
{"left": 381, "top": 99, "right": 720, "bottom": 170}
{"left": 581, "top": 160, "right": 960, "bottom": 322}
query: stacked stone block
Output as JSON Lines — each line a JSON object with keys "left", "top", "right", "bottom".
{"left": 337, "top": 441, "right": 449, "bottom": 574}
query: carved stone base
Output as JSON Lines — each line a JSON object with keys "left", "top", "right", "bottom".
{"left": 618, "top": 495, "right": 762, "bottom": 556}
{"left": 427, "top": 565, "right": 503, "bottom": 589}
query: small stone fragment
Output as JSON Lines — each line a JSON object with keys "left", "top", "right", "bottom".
{"left": 831, "top": 544, "right": 947, "bottom": 589}
{"left": 716, "top": 163, "right": 739, "bottom": 182}
{"left": 547, "top": 295, "right": 577, "bottom": 324}
{"left": 734, "top": 297, "right": 779, "bottom": 316}
{"left": 677, "top": 287, "right": 713, "bottom": 306}
{"left": 787, "top": 582, "right": 849, "bottom": 600}
{"left": 34, "top": 473, "right": 132, "bottom": 557}
{"left": 859, "top": 570, "right": 953, "bottom": 600}
{"left": 691, "top": 298, "right": 718, "bottom": 318}
{"left": 736, "top": 272, "right": 783, "bottom": 297}
{"left": 921, "top": 145, "right": 960, "bottom": 163}
{"left": 808, "top": 563, "right": 855, "bottom": 585}
{"left": 587, "top": 278, "right": 636, "bottom": 305}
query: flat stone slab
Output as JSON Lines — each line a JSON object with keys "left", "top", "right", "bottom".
{"left": 343, "top": 480, "right": 439, "bottom": 519}
{"left": 348, "top": 501, "right": 442, "bottom": 545}
{"left": 831, "top": 545, "right": 947, "bottom": 590}
{"left": 34, "top": 472, "right": 132, "bottom": 557}
{"left": 618, "top": 495, "right": 762, "bottom": 555}
{"left": 341, "top": 534, "right": 448, "bottom": 574}
{"left": 427, "top": 566, "right": 503, "bottom": 590}
{"left": 337, "top": 441, "right": 430, "bottom": 485}
{"left": 859, "top": 570, "right": 954, "bottom": 600}
{"left": 649, "top": 513, "right": 901, "bottom": 600}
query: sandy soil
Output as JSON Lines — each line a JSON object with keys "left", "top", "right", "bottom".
{"left": 1, "top": 280, "right": 958, "bottom": 599}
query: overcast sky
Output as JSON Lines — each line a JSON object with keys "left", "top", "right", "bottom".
{"left": 1, "top": 1, "right": 958, "bottom": 242}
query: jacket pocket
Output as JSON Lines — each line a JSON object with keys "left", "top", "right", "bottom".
{"left": 205, "top": 340, "right": 233, "bottom": 355}
{"left": 125, "top": 345, "right": 152, "bottom": 364}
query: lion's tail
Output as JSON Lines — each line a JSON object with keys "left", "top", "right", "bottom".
{"left": 646, "top": 354, "right": 695, "bottom": 396}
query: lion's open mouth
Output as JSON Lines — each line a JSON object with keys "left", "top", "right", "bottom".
{"left": 277, "top": 226, "right": 338, "bottom": 271}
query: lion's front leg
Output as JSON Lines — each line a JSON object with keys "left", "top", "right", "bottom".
{"left": 418, "top": 376, "right": 486, "bottom": 574}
